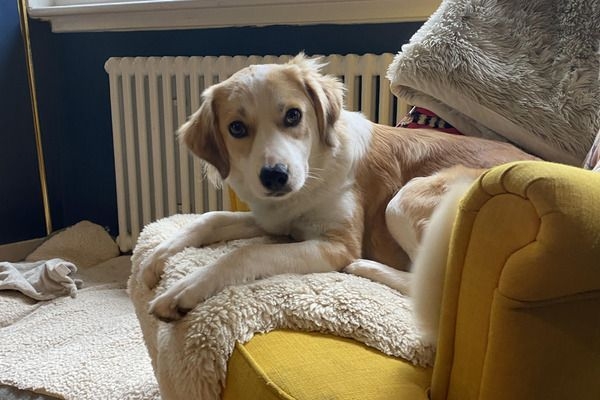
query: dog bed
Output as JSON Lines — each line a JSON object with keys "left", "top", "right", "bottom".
{"left": 0, "top": 221, "right": 162, "bottom": 399}
{"left": 128, "top": 214, "right": 434, "bottom": 400}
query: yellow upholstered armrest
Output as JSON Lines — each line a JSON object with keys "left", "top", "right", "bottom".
{"left": 431, "top": 161, "right": 600, "bottom": 400}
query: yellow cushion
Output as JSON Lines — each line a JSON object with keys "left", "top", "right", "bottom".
{"left": 223, "top": 330, "right": 432, "bottom": 400}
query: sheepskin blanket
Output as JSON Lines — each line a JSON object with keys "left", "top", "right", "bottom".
{"left": 387, "top": 0, "right": 600, "bottom": 165}
{"left": 129, "top": 215, "right": 433, "bottom": 400}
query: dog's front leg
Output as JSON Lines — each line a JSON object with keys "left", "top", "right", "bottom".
{"left": 344, "top": 260, "right": 412, "bottom": 294}
{"left": 139, "top": 211, "right": 265, "bottom": 288}
{"left": 148, "top": 239, "right": 353, "bottom": 322}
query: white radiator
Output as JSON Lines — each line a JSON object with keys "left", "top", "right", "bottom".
{"left": 105, "top": 53, "right": 407, "bottom": 252}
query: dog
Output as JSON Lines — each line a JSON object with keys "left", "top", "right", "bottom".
{"left": 139, "top": 54, "right": 537, "bottom": 345}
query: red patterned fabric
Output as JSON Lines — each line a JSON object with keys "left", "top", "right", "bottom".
{"left": 398, "top": 107, "right": 463, "bottom": 135}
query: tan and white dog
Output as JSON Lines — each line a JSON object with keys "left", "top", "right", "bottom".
{"left": 139, "top": 54, "right": 536, "bottom": 345}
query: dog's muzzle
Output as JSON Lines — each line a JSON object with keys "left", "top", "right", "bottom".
{"left": 259, "top": 163, "right": 290, "bottom": 195}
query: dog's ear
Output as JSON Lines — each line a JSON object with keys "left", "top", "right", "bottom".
{"left": 291, "top": 53, "right": 344, "bottom": 147}
{"left": 179, "top": 88, "right": 230, "bottom": 179}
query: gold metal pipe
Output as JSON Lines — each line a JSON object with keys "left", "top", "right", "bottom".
{"left": 17, "top": 0, "right": 53, "bottom": 236}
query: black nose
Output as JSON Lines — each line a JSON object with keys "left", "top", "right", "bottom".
{"left": 259, "top": 164, "right": 289, "bottom": 192}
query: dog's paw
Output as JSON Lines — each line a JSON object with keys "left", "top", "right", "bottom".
{"left": 147, "top": 267, "right": 220, "bottom": 322}
{"left": 138, "top": 244, "right": 171, "bottom": 289}
{"left": 343, "top": 259, "right": 387, "bottom": 279}
{"left": 139, "top": 260, "right": 162, "bottom": 289}
{"left": 343, "top": 259, "right": 371, "bottom": 275}
{"left": 138, "top": 233, "right": 195, "bottom": 288}
{"left": 344, "top": 259, "right": 411, "bottom": 295}
{"left": 147, "top": 288, "right": 192, "bottom": 322}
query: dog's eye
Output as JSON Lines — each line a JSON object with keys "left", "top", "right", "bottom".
{"left": 284, "top": 108, "right": 302, "bottom": 127}
{"left": 228, "top": 121, "right": 248, "bottom": 138}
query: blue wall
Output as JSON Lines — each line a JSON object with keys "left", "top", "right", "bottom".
{"left": 0, "top": 2, "right": 46, "bottom": 244}
{"left": 1, "top": 17, "right": 421, "bottom": 244}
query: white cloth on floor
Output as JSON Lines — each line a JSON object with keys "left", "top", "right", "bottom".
{"left": 0, "top": 258, "right": 82, "bottom": 301}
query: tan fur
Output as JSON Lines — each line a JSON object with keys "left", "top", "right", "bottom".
{"left": 321, "top": 200, "right": 364, "bottom": 267}
{"left": 355, "top": 124, "right": 534, "bottom": 269}
{"left": 139, "top": 54, "right": 537, "bottom": 322}
{"left": 397, "top": 166, "right": 484, "bottom": 241}
{"left": 179, "top": 90, "right": 230, "bottom": 178}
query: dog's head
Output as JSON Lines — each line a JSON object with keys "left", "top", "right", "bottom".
{"left": 179, "top": 53, "right": 344, "bottom": 201}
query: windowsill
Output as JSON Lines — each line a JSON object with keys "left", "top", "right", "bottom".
{"left": 27, "top": 0, "right": 439, "bottom": 33}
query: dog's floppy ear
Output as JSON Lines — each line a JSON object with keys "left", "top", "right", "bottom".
{"left": 179, "top": 88, "right": 230, "bottom": 179}
{"left": 291, "top": 53, "right": 344, "bottom": 147}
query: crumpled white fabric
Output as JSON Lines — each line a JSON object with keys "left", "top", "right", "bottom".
{"left": 0, "top": 258, "right": 82, "bottom": 300}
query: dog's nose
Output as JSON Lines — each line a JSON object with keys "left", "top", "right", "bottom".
{"left": 259, "top": 164, "right": 289, "bottom": 192}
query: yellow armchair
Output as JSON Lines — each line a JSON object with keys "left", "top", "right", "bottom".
{"left": 223, "top": 161, "right": 600, "bottom": 400}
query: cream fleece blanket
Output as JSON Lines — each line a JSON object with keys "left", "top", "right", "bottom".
{"left": 387, "top": 0, "right": 600, "bottom": 165}
{"left": 129, "top": 215, "right": 433, "bottom": 400}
